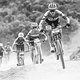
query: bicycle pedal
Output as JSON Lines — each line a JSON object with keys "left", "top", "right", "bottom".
{"left": 17, "top": 64, "right": 21, "bottom": 66}
{"left": 36, "top": 61, "right": 38, "bottom": 64}
{"left": 51, "top": 50, "right": 55, "bottom": 53}
{"left": 17, "top": 63, "right": 24, "bottom": 66}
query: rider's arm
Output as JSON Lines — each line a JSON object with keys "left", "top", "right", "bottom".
{"left": 45, "top": 34, "right": 47, "bottom": 41}
{"left": 9, "top": 46, "right": 13, "bottom": 52}
{"left": 23, "top": 37, "right": 29, "bottom": 43}
{"left": 12, "top": 38, "right": 18, "bottom": 49}
{"left": 2, "top": 47, "right": 5, "bottom": 52}
{"left": 56, "top": 10, "right": 70, "bottom": 24}
{"left": 23, "top": 37, "right": 30, "bottom": 47}
{"left": 25, "top": 30, "right": 32, "bottom": 39}
{"left": 39, "top": 11, "right": 49, "bottom": 31}
{"left": 2, "top": 47, "right": 4, "bottom": 51}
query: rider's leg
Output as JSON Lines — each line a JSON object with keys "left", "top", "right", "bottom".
{"left": 17, "top": 52, "right": 20, "bottom": 65}
{"left": 21, "top": 44, "right": 24, "bottom": 51}
{"left": 30, "top": 41, "right": 35, "bottom": 62}
{"left": 16, "top": 45, "right": 22, "bottom": 66}
{"left": 48, "top": 32, "right": 56, "bottom": 53}
{"left": 21, "top": 44, "right": 24, "bottom": 65}
{"left": 16, "top": 45, "right": 20, "bottom": 66}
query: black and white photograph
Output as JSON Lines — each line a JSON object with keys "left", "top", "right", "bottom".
{"left": 0, "top": 0, "right": 79, "bottom": 80}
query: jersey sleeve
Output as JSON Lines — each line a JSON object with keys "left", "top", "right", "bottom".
{"left": 56, "top": 10, "right": 70, "bottom": 23}
{"left": 42, "top": 11, "right": 49, "bottom": 20}
{"left": 1, "top": 47, "right": 4, "bottom": 52}
{"left": 39, "top": 11, "right": 49, "bottom": 30}
{"left": 16, "top": 38, "right": 19, "bottom": 43}
{"left": 26, "top": 30, "right": 32, "bottom": 39}
{"left": 56, "top": 10, "right": 67, "bottom": 19}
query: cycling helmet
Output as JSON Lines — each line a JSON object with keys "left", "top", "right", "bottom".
{"left": 0, "top": 43, "right": 3, "bottom": 47}
{"left": 48, "top": 3, "right": 57, "bottom": 10}
{"left": 18, "top": 32, "right": 24, "bottom": 37}
{"left": 31, "top": 22, "right": 38, "bottom": 29}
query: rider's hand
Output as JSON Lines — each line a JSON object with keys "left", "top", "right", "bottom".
{"left": 66, "top": 23, "right": 70, "bottom": 28}
{"left": 34, "top": 38, "right": 40, "bottom": 43}
{"left": 40, "top": 29, "right": 44, "bottom": 33}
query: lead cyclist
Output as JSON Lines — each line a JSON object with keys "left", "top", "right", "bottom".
{"left": 39, "top": 2, "right": 70, "bottom": 53}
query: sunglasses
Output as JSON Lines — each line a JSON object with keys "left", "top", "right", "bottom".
{"left": 50, "top": 10, "right": 55, "bottom": 12}
{"left": 33, "top": 27, "right": 37, "bottom": 29}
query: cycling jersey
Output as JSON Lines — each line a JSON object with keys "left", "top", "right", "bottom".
{"left": 16, "top": 37, "right": 25, "bottom": 45}
{"left": 14, "top": 37, "right": 26, "bottom": 51}
{"left": 26, "top": 29, "right": 46, "bottom": 46}
{"left": 27, "top": 29, "right": 40, "bottom": 37}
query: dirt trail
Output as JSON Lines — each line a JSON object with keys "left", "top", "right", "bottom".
{"left": 63, "top": 27, "right": 80, "bottom": 58}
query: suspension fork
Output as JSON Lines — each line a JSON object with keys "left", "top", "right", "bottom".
{"left": 55, "top": 39, "right": 63, "bottom": 55}
{"left": 58, "top": 39, "right": 64, "bottom": 54}
{"left": 54, "top": 41, "right": 59, "bottom": 60}
{"left": 56, "top": 39, "right": 65, "bottom": 69}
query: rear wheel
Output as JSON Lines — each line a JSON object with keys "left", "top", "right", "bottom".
{"left": 35, "top": 53, "right": 42, "bottom": 64}
{"left": 18, "top": 57, "right": 24, "bottom": 65}
{"left": 17, "top": 52, "right": 24, "bottom": 66}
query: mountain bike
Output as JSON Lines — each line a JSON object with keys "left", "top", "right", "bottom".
{"left": 44, "top": 25, "right": 66, "bottom": 69}
{"left": 30, "top": 33, "right": 47, "bottom": 64}
{"left": 51, "top": 27, "right": 65, "bottom": 69}
{"left": 13, "top": 42, "right": 29, "bottom": 66}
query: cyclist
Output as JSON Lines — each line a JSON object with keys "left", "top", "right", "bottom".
{"left": 39, "top": 2, "right": 70, "bottom": 53}
{"left": 4, "top": 42, "right": 12, "bottom": 60}
{"left": 12, "top": 32, "right": 27, "bottom": 66}
{"left": 0, "top": 43, "right": 4, "bottom": 64}
{"left": 26, "top": 22, "right": 47, "bottom": 63}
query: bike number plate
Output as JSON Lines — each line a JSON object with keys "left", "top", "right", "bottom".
{"left": 46, "top": 25, "right": 52, "bottom": 30}
{"left": 19, "top": 52, "right": 24, "bottom": 55}
{"left": 52, "top": 29, "right": 60, "bottom": 33}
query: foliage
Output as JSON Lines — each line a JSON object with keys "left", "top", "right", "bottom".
{"left": 0, "top": 0, "right": 79, "bottom": 44}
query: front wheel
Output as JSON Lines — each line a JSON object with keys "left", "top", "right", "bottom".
{"left": 32, "top": 45, "right": 42, "bottom": 64}
{"left": 18, "top": 57, "right": 24, "bottom": 66}
{"left": 0, "top": 57, "right": 2, "bottom": 65}
{"left": 35, "top": 53, "right": 42, "bottom": 64}
{"left": 57, "top": 55, "right": 59, "bottom": 60}
{"left": 56, "top": 40, "right": 65, "bottom": 69}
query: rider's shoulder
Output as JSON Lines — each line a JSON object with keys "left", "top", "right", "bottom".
{"left": 42, "top": 11, "right": 50, "bottom": 20}
{"left": 44, "top": 10, "right": 50, "bottom": 16}
{"left": 28, "top": 30, "right": 32, "bottom": 34}
{"left": 56, "top": 9, "right": 64, "bottom": 15}
{"left": 56, "top": 10, "right": 62, "bottom": 14}
{"left": 56, "top": 10, "right": 65, "bottom": 16}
